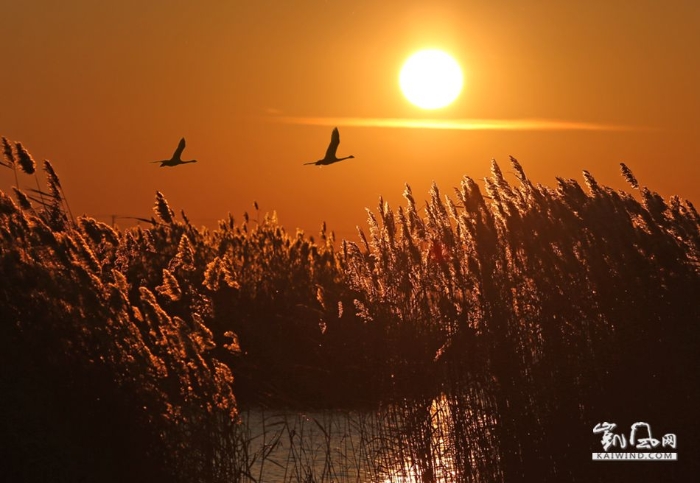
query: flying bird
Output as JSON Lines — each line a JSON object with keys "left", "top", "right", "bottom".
{"left": 304, "top": 127, "right": 354, "bottom": 166}
{"left": 152, "top": 138, "right": 197, "bottom": 167}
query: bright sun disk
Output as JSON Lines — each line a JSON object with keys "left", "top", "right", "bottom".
{"left": 400, "top": 49, "right": 464, "bottom": 109}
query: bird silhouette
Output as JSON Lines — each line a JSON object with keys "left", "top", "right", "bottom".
{"left": 151, "top": 138, "right": 197, "bottom": 167}
{"left": 304, "top": 127, "right": 354, "bottom": 166}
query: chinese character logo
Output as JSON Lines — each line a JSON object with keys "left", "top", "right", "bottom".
{"left": 592, "top": 422, "right": 677, "bottom": 461}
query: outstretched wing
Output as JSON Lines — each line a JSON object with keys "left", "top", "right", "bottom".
{"left": 324, "top": 128, "right": 340, "bottom": 159}
{"left": 172, "top": 138, "right": 186, "bottom": 161}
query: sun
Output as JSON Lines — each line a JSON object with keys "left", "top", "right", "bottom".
{"left": 399, "top": 49, "right": 464, "bottom": 109}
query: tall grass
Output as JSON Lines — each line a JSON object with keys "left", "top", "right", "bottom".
{"left": 343, "top": 157, "right": 700, "bottom": 481}
{"left": 2, "top": 138, "right": 698, "bottom": 482}
{"left": 1, "top": 147, "right": 238, "bottom": 482}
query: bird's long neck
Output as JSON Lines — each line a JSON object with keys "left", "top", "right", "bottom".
{"left": 181, "top": 160, "right": 197, "bottom": 164}
{"left": 338, "top": 155, "right": 354, "bottom": 161}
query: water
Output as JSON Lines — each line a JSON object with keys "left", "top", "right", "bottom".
{"left": 237, "top": 408, "right": 375, "bottom": 482}
{"left": 233, "top": 394, "right": 500, "bottom": 483}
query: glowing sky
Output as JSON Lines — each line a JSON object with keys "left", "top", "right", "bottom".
{"left": 2, "top": 0, "right": 699, "bottom": 240}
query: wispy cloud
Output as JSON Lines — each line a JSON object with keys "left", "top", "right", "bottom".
{"left": 270, "top": 116, "right": 644, "bottom": 131}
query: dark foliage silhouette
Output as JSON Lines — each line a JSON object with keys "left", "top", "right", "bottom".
{"left": 342, "top": 157, "right": 700, "bottom": 482}
{"left": 2, "top": 138, "right": 698, "bottom": 482}
{"left": 1, "top": 144, "right": 236, "bottom": 482}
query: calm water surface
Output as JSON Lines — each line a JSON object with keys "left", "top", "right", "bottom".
{"left": 235, "top": 394, "right": 498, "bottom": 483}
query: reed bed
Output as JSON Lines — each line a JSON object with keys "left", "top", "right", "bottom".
{"left": 342, "top": 157, "right": 700, "bottom": 481}
{"left": 2, "top": 138, "right": 699, "bottom": 482}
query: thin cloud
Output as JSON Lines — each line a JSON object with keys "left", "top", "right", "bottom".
{"left": 264, "top": 107, "right": 284, "bottom": 115}
{"left": 270, "top": 116, "right": 644, "bottom": 131}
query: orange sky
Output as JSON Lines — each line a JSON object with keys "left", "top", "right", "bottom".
{"left": 2, "top": 0, "right": 700, "bottom": 240}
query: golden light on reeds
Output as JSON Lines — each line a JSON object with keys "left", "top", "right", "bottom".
{"left": 2, "top": 139, "right": 698, "bottom": 482}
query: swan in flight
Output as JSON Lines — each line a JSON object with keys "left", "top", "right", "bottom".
{"left": 304, "top": 127, "right": 354, "bottom": 166}
{"left": 152, "top": 138, "right": 197, "bottom": 167}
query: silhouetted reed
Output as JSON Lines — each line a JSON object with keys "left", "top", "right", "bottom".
{"left": 342, "top": 158, "right": 700, "bottom": 482}
{"left": 1, "top": 136, "right": 21, "bottom": 190}
{"left": 2, "top": 141, "right": 698, "bottom": 482}
{"left": 14, "top": 141, "right": 36, "bottom": 175}
{"left": 1, "top": 157, "right": 238, "bottom": 482}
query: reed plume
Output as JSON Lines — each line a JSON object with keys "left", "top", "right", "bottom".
{"left": 620, "top": 162, "right": 639, "bottom": 189}
{"left": 12, "top": 187, "right": 32, "bottom": 211}
{"left": 157, "top": 268, "right": 182, "bottom": 301}
{"left": 154, "top": 191, "right": 175, "bottom": 224}
{"left": 14, "top": 142, "right": 36, "bottom": 175}
{"left": 1, "top": 137, "right": 23, "bottom": 196}
{"left": 1, "top": 137, "right": 14, "bottom": 166}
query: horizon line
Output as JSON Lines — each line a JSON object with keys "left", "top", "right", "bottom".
{"left": 269, "top": 116, "right": 648, "bottom": 132}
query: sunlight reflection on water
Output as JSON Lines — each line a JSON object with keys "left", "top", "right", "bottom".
{"left": 236, "top": 393, "right": 497, "bottom": 483}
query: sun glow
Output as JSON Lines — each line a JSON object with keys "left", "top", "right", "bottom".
{"left": 399, "top": 50, "right": 464, "bottom": 109}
